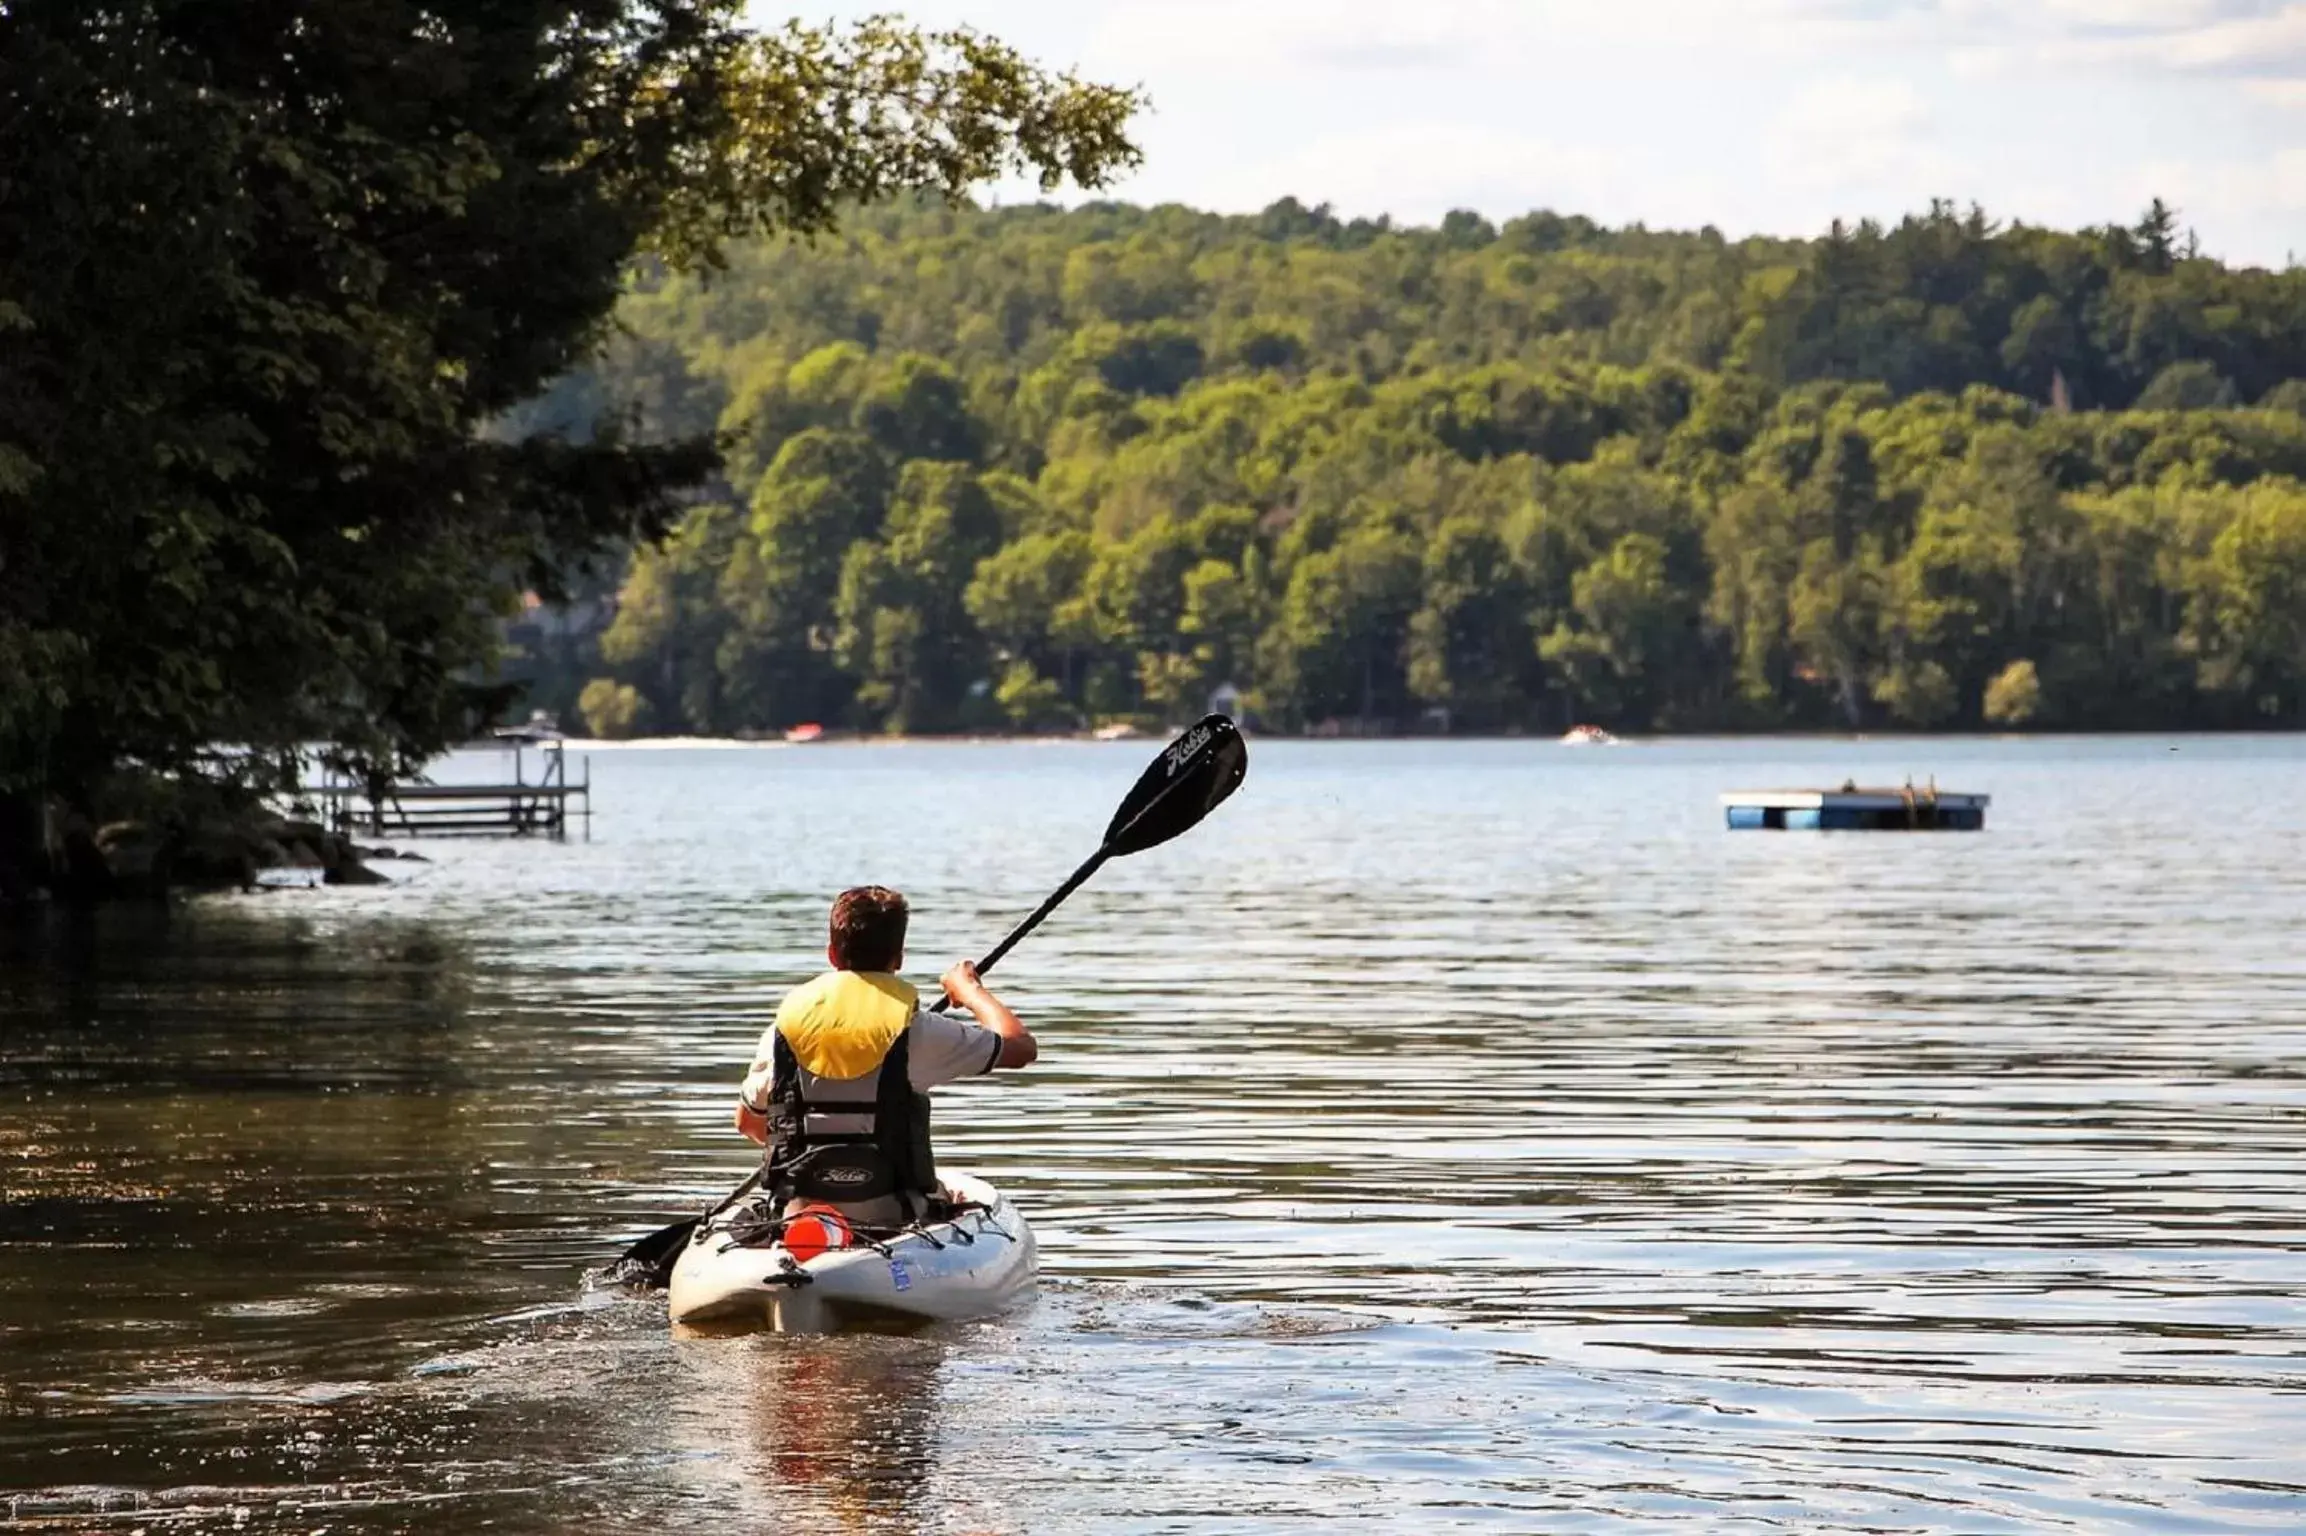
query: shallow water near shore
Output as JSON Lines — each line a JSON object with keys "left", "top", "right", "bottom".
{"left": 4, "top": 735, "right": 2304, "bottom": 1533}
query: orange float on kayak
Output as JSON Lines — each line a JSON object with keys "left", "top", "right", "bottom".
{"left": 780, "top": 1204, "right": 853, "bottom": 1262}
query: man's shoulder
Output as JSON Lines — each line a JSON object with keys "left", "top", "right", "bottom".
{"left": 772, "top": 969, "right": 839, "bottom": 1018}
{"left": 904, "top": 1006, "right": 969, "bottom": 1039}
{"left": 905, "top": 1005, "right": 1002, "bottom": 1082}
{"left": 776, "top": 969, "right": 919, "bottom": 1026}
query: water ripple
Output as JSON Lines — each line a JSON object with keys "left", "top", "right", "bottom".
{"left": 2, "top": 736, "right": 2302, "bottom": 1531}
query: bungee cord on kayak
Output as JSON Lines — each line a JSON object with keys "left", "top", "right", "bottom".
{"left": 705, "top": 1198, "right": 1020, "bottom": 1261}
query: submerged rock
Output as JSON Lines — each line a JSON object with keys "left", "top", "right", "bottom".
{"left": 8, "top": 790, "right": 409, "bottom": 903}
{"left": 96, "top": 821, "right": 167, "bottom": 889}
{"left": 354, "top": 844, "right": 428, "bottom": 862}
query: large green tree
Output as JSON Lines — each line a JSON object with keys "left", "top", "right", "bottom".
{"left": 0, "top": 2, "right": 1139, "bottom": 878}
{"left": 835, "top": 462, "right": 1005, "bottom": 731}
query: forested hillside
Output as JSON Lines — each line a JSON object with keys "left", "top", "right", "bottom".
{"left": 533, "top": 198, "right": 2306, "bottom": 736}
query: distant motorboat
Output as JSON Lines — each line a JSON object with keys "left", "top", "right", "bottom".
{"left": 1560, "top": 724, "right": 1619, "bottom": 746}
{"left": 783, "top": 722, "right": 825, "bottom": 744}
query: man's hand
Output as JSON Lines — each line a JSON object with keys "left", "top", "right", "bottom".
{"left": 941, "top": 959, "right": 987, "bottom": 1009}
{"left": 734, "top": 1098, "right": 770, "bottom": 1146}
{"left": 940, "top": 959, "right": 1037, "bottom": 1068}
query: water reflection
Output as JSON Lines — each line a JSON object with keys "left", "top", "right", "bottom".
{"left": 733, "top": 1337, "right": 946, "bottom": 1532}
{"left": 3, "top": 737, "right": 2304, "bottom": 1531}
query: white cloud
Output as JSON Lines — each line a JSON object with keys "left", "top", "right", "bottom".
{"left": 1087, "top": 0, "right": 1963, "bottom": 77}
{"left": 1938, "top": 0, "right": 2306, "bottom": 134}
{"left": 2153, "top": 4, "right": 2306, "bottom": 68}
{"left": 1767, "top": 79, "right": 1954, "bottom": 191}
{"left": 2036, "top": 0, "right": 2250, "bottom": 29}
{"left": 1087, "top": 0, "right": 1508, "bottom": 74}
{"left": 2140, "top": 146, "right": 2306, "bottom": 217}
{"left": 1189, "top": 121, "right": 1628, "bottom": 225}
{"left": 2049, "top": 4, "right": 2306, "bottom": 68}
{"left": 1971, "top": 1, "right": 2306, "bottom": 79}
{"left": 817, "top": 0, "right": 2306, "bottom": 87}
{"left": 777, "top": 0, "right": 2306, "bottom": 267}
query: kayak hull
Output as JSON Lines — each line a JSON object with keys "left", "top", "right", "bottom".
{"left": 666, "top": 1172, "right": 1036, "bottom": 1335}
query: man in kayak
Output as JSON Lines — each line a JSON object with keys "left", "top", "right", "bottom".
{"left": 733, "top": 885, "right": 1036, "bottom": 1230}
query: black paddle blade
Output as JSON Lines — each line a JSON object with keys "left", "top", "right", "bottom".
{"left": 1103, "top": 713, "right": 1249, "bottom": 857}
{"left": 609, "top": 1216, "right": 698, "bottom": 1290}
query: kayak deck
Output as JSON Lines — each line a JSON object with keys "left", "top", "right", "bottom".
{"left": 667, "top": 1172, "right": 1036, "bottom": 1335}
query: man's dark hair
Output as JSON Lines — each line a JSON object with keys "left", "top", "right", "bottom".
{"left": 829, "top": 886, "right": 908, "bottom": 972}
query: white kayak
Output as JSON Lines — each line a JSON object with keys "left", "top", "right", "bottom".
{"left": 666, "top": 1172, "right": 1036, "bottom": 1335}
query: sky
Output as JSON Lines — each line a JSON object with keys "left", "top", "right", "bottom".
{"left": 754, "top": 0, "right": 2306, "bottom": 269}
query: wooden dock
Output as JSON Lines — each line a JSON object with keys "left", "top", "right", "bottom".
{"left": 320, "top": 732, "right": 590, "bottom": 840}
{"left": 1722, "top": 781, "right": 1988, "bottom": 831}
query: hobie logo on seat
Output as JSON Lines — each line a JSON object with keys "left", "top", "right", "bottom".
{"left": 819, "top": 1164, "right": 876, "bottom": 1186}
{"left": 1165, "top": 723, "right": 1213, "bottom": 776}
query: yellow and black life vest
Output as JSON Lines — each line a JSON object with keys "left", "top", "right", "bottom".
{"left": 762, "top": 971, "right": 938, "bottom": 1210}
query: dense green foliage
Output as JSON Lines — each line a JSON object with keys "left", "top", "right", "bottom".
{"left": 552, "top": 198, "right": 2306, "bottom": 735}
{"left": 0, "top": 3, "right": 1138, "bottom": 814}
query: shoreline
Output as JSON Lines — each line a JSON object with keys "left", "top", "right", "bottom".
{"left": 517, "top": 726, "right": 2306, "bottom": 752}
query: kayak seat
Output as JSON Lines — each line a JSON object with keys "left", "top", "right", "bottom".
{"left": 920, "top": 1191, "right": 992, "bottom": 1224}
{"left": 707, "top": 1188, "right": 1001, "bottom": 1257}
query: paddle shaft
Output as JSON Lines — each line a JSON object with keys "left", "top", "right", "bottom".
{"left": 926, "top": 847, "right": 1107, "bottom": 1014}
{"left": 926, "top": 739, "right": 1223, "bottom": 1014}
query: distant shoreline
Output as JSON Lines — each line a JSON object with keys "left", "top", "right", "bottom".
{"left": 496, "top": 727, "right": 2306, "bottom": 752}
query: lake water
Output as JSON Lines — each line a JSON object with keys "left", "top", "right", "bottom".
{"left": 3, "top": 736, "right": 2303, "bottom": 1532}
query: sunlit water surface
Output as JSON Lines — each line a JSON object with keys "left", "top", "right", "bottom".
{"left": 4, "top": 736, "right": 2303, "bottom": 1532}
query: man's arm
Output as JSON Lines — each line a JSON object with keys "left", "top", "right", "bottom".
{"left": 734, "top": 1098, "right": 770, "bottom": 1144}
{"left": 733, "top": 1035, "right": 776, "bottom": 1144}
{"left": 941, "top": 961, "right": 1037, "bottom": 1068}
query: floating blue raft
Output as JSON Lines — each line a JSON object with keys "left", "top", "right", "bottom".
{"left": 1721, "top": 783, "right": 1988, "bottom": 831}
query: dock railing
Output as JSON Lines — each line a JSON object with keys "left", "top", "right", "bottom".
{"left": 319, "top": 734, "right": 591, "bottom": 841}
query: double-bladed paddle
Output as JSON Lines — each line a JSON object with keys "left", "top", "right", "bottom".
{"left": 610, "top": 713, "right": 1249, "bottom": 1289}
